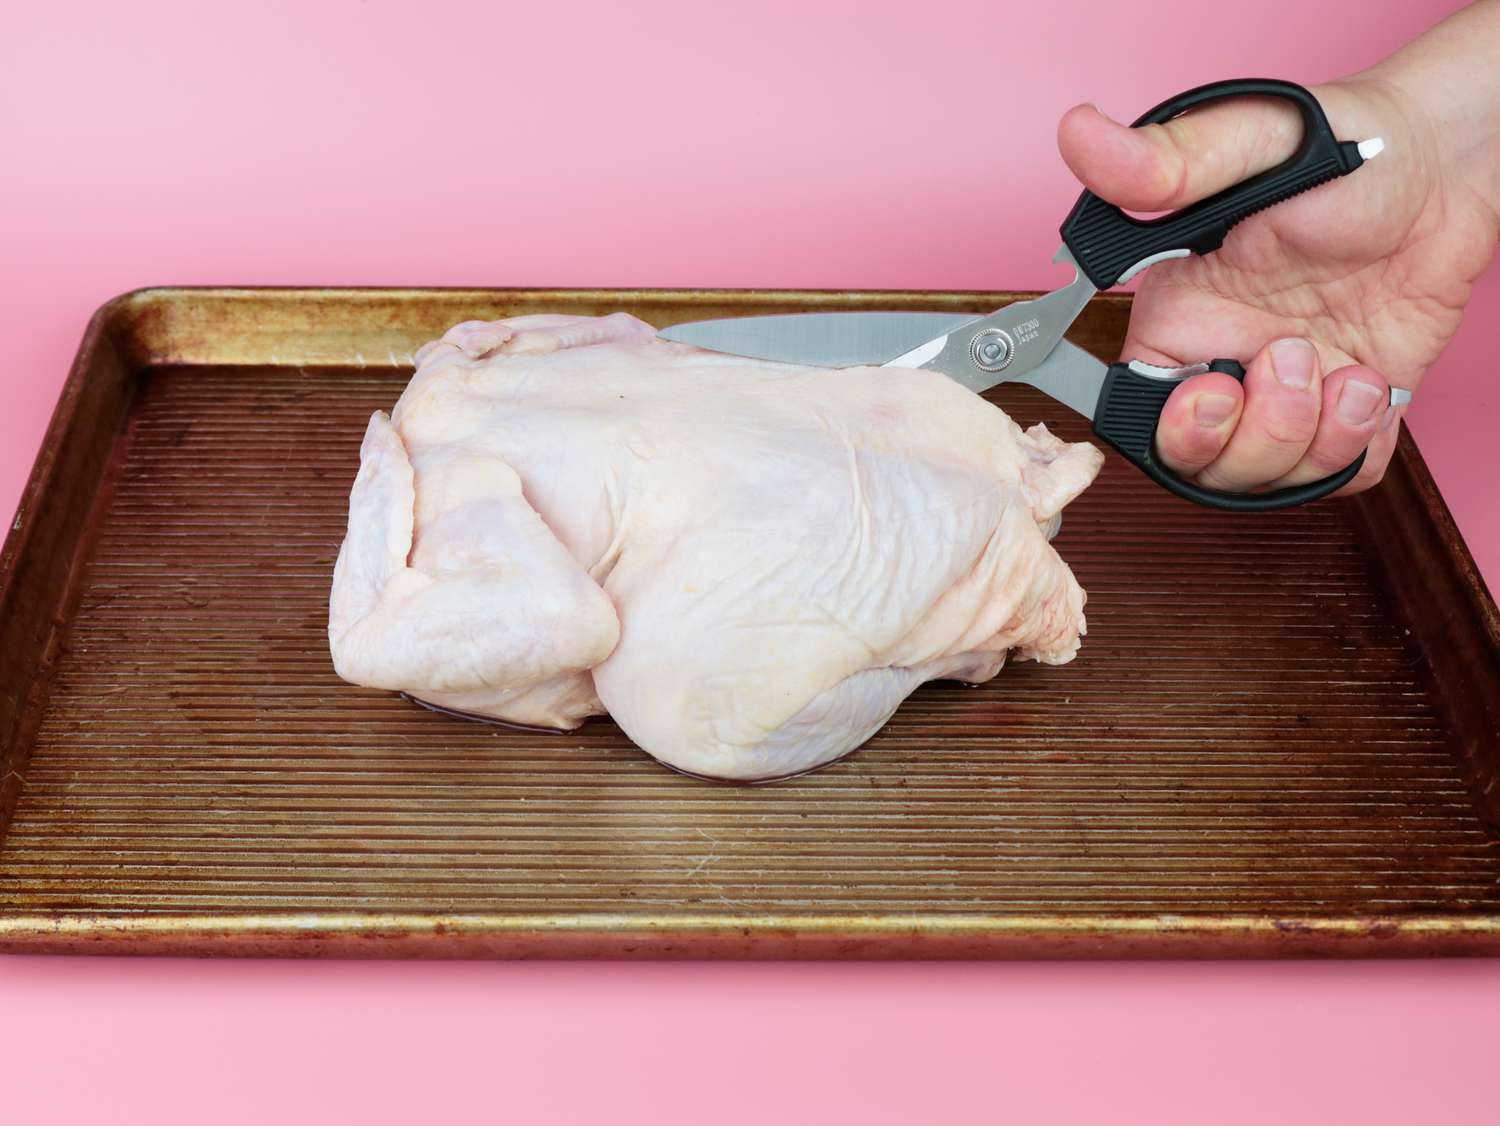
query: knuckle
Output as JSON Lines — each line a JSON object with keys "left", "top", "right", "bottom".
{"left": 1182, "top": 427, "right": 1226, "bottom": 459}
{"left": 1302, "top": 438, "right": 1363, "bottom": 475}
{"left": 1258, "top": 407, "right": 1320, "bottom": 450}
{"left": 1158, "top": 428, "right": 1222, "bottom": 471}
{"left": 1361, "top": 459, "right": 1389, "bottom": 489}
{"left": 1146, "top": 123, "right": 1194, "bottom": 206}
{"left": 1194, "top": 465, "right": 1247, "bottom": 494}
{"left": 1340, "top": 452, "right": 1390, "bottom": 496}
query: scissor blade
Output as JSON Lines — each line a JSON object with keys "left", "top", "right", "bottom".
{"left": 1009, "top": 338, "right": 1110, "bottom": 422}
{"left": 657, "top": 312, "right": 981, "bottom": 368}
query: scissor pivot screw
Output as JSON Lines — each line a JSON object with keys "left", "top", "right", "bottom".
{"left": 970, "top": 328, "right": 1014, "bottom": 372}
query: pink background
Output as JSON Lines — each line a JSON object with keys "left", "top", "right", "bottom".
{"left": 2, "top": 1, "right": 1497, "bottom": 1121}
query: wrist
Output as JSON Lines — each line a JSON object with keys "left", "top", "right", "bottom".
{"left": 1362, "top": 1, "right": 1500, "bottom": 214}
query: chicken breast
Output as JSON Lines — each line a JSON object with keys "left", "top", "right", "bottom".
{"left": 329, "top": 312, "right": 1103, "bottom": 780}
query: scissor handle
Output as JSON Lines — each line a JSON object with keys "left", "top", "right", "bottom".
{"left": 1059, "top": 79, "right": 1368, "bottom": 290}
{"left": 1091, "top": 359, "right": 1365, "bottom": 510}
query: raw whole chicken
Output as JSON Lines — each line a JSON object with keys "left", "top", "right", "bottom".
{"left": 329, "top": 312, "right": 1103, "bottom": 781}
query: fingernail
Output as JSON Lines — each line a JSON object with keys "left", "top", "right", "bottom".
{"left": 1270, "top": 338, "right": 1316, "bottom": 389}
{"left": 1335, "top": 378, "right": 1384, "bottom": 425}
{"left": 1195, "top": 393, "right": 1238, "bottom": 427}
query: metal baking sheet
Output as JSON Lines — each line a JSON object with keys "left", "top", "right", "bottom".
{"left": 1, "top": 287, "right": 1497, "bottom": 957}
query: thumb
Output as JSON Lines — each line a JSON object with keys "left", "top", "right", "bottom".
{"left": 1056, "top": 95, "right": 1307, "bottom": 213}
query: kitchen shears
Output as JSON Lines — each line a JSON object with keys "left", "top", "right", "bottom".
{"left": 660, "top": 79, "right": 1409, "bottom": 511}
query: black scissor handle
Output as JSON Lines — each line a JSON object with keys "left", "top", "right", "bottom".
{"left": 1091, "top": 359, "right": 1365, "bottom": 511}
{"left": 1060, "top": 79, "right": 1367, "bottom": 290}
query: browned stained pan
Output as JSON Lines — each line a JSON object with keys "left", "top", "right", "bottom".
{"left": 1, "top": 287, "right": 1497, "bottom": 958}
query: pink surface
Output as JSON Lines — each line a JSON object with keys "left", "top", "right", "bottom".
{"left": 1, "top": 1, "right": 1496, "bottom": 1122}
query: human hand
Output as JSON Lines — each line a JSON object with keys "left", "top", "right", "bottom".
{"left": 1056, "top": 14, "right": 1500, "bottom": 495}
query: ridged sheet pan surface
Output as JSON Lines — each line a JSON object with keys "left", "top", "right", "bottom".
{"left": 1, "top": 289, "right": 1495, "bottom": 956}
